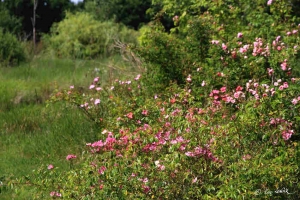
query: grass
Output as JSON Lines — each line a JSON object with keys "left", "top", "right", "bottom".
{"left": 0, "top": 54, "right": 137, "bottom": 199}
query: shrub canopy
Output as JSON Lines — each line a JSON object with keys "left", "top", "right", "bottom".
{"left": 45, "top": 12, "right": 138, "bottom": 59}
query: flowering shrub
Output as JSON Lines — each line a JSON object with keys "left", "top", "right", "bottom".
{"left": 10, "top": 0, "right": 300, "bottom": 199}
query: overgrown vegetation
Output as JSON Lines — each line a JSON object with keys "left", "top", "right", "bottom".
{"left": 0, "top": 28, "right": 26, "bottom": 66}
{"left": 1, "top": 0, "right": 300, "bottom": 199}
{"left": 44, "top": 12, "right": 139, "bottom": 59}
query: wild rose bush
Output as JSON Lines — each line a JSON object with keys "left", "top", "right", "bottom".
{"left": 21, "top": 72, "right": 299, "bottom": 199}
{"left": 12, "top": 0, "right": 300, "bottom": 199}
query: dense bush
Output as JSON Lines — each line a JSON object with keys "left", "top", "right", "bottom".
{"left": 0, "top": 29, "right": 26, "bottom": 66}
{"left": 137, "top": 0, "right": 300, "bottom": 89}
{"left": 44, "top": 12, "right": 139, "bottom": 59}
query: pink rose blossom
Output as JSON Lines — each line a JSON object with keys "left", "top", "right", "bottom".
{"left": 66, "top": 154, "right": 77, "bottom": 160}
{"left": 50, "top": 191, "right": 62, "bottom": 197}
{"left": 50, "top": 191, "right": 56, "bottom": 197}
{"left": 48, "top": 164, "right": 54, "bottom": 170}
{"left": 98, "top": 166, "right": 107, "bottom": 175}
{"left": 292, "top": 98, "right": 298, "bottom": 105}
{"left": 142, "top": 110, "right": 148, "bottom": 115}
{"left": 237, "top": 32, "right": 243, "bottom": 38}
{"left": 94, "top": 99, "right": 100, "bottom": 105}
{"left": 220, "top": 86, "right": 226, "bottom": 93}
{"left": 281, "top": 61, "right": 288, "bottom": 71}
{"left": 267, "top": 0, "right": 273, "bottom": 6}
{"left": 134, "top": 74, "right": 141, "bottom": 80}
{"left": 222, "top": 43, "right": 227, "bottom": 50}
{"left": 94, "top": 77, "right": 99, "bottom": 82}
{"left": 279, "top": 85, "right": 284, "bottom": 90}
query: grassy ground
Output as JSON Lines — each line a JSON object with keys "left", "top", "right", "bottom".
{"left": 0, "top": 55, "right": 136, "bottom": 199}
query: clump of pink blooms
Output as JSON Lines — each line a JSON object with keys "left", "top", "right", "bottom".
{"left": 209, "top": 85, "right": 245, "bottom": 105}
{"left": 269, "top": 118, "right": 294, "bottom": 140}
{"left": 291, "top": 96, "right": 300, "bottom": 105}
{"left": 66, "top": 154, "right": 76, "bottom": 160}
{"left": 50, "top": 191, "right": 62, "bottom": 197}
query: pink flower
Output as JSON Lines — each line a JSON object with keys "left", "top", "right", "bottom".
{"left": 66, "top": 154, "right": 76, "bottom": 160}
{"left": 135, "top": 74, "right": 141, "bottom": 80}
{"left": 50, "top": 191, "right": 56, "bottom": 197}
{"left": 287, "top": 31, "right": 292, "bottom": 36}
{"left": 142, "top": 178, "right": 149, "bottom": 183}
{"left": 282, "top": 130, "right": 294, "bottom": 140}
{"left": 292, "top": 30, "right": 298, "bottom": 34}
{"left": 281, "top": 61, "right": 287, "bottom": 71}
{"left": 267, "top": 68, "right": 274, "bottom": 76}
{"left": 292, "top": 98, "right": 298, "bottom": 105}
{"left": 89, "top": 84, "right": 95, "bottom": 89}
{"left": 50, "top": 191, "right": 61, "bottom": 197}
{"left": 282, "top": 82, "right": 289, "bottom": 89}
{"left": 211, "top": 40, "right": 219, "bottom": 45}
{"left": 98, "top": 166, "right": 107, "bottom": 174}
{"left": 70, "top": 85, "right": 74, "bottom": 89}
{"left": 48, "top": 164, "right": 54, "bottom": 170}
{"left": 279, "top": 85, "right": 284, "bottom": 90}
{"left": 236, "top": 85, "right": 243, "bottom": 91}
{"left": 220, "top": 86, "right": 226, "bottom": 93}
{"left": 186, "top": 74, "right": 192, "bottom": 82}
{"left": 267, "top": 0, "right": 272, "bottom": 6}
{"left": 94, "top": 77, "right": 99, "bottom": 83}
{"left": 185, "top": 151, "right": 195, "bottom": 157}
{"left": 94, "top": 99, "right": 101, "bottom": 105}
{"left": 142, "top": 110, "right": 148, "bottom": 115}
{"left": 237, "top": 32, "right": 243, "bottom": 38}
{"left": 192, "top": 177, "right": 198, "bottom": 183}
{"left": 201, "top": 81, "right": 206, "bottom": 86}
{"left": 96, "top": 87, "right": 102, "bottom": 91}
{"left": 222, "top": 43, "right": 227, "bottom": 50}
{"left": 126, "top": 112, "right": 133, "bottom": 119}
{"left": 276, "top": 36, "right": 281, "bottom": 42}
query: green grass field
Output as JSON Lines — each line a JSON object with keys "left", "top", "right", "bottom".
{"left": 0, "top": 55, "right": 136, "bottom": 199}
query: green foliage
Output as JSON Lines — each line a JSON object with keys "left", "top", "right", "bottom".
{"left": 44, "top": 12, "right": 138, "bottom": 59}
{"left": 0, "top": 5, "right": 21, "bottom": 34}
{"left": 0, "top": 29, "right": 26, "bottom": 66}
{"left": 84, "top": 0, "right": 152, "bottom": 29}
{"left": 13, "top": 73, "right": 300, "bottom": 199}
{"left": 136, "top": 15, "right": 212, "bottom": 86}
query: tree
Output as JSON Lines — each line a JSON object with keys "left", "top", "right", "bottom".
{"left": 0, "top": 0, "right": 76, "bottom": 38}
{"left": 84, "top": 0, "right": 152, "bottom": 29}
{"left": 0, "top": 4, "right": 22, "bottom": 35}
